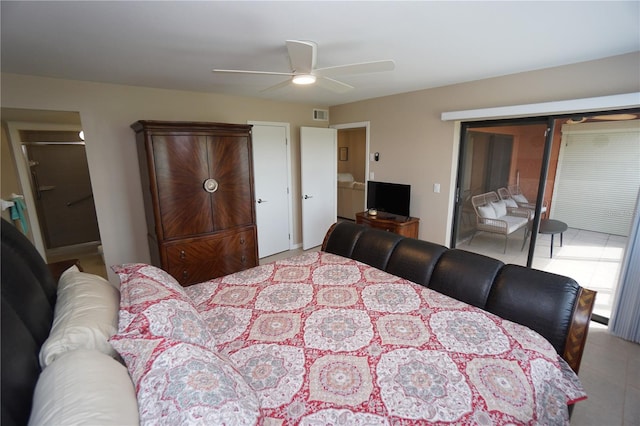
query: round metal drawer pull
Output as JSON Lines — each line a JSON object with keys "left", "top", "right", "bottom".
{"left": 240, "top": 238, "right": 245, "bottom": 244}
{"left": 180, "top": 250, "right": 186, "bottom": 259}
{"left": 203, "top": 178, "right": 219, "bottom": 193}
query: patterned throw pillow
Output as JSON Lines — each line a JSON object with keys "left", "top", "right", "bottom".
{"left": 110, "top": 334, "right": 261, "bottom": 426}
{"left": 112, "top": 263, "right": 215, "bottom": 348}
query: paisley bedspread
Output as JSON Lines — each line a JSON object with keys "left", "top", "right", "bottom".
{"left": 184, "top": 251, "right": 586, "bottom": 425}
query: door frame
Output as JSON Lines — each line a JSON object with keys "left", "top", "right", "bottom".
{"left": 331, "top": 121, "right": 371, "bottom": 212}
{"left": 6, "top": 121, "right": 84, "bottom": 258}
{"left": 452, "top": 117, "right": 551, "bottom": 255}
{"left": 248, "top": 121, "right": 294, "bottom": 252}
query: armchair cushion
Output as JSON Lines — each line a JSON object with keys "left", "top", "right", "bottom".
{"left": 512, "top": 193, "right": 528, "bottom": 204}
{"left": 491, "top": 200, "right": 507, "bottom": 217}
{"left": 503, "top": 198, "right": 518, "bottom": 208}
{"left": 477, "top": 204, "right": 497, "bottom": 219}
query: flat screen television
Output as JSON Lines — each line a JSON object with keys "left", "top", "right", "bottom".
{"left": 366, "top": 180, "right": 411, "bottom": 218}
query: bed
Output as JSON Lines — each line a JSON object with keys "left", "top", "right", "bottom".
{"left": 1, "top": 219, "right": 595, "bottom": 425}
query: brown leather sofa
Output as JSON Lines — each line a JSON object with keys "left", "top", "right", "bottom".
{"left": 322, "top": 221, "right": 595, "bottom": 375}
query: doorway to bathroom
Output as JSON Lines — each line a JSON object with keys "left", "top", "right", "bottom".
{"left": 3, "top": 109, "right": 107, "bottom": 279}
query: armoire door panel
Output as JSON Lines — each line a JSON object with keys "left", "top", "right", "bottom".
{"left": 208, "top": 136, "right": 254, "bottom": 229}
{"left": 152, "top": 135, "right": 213, "bottom": 238}
{"left": 132, "top": 120, "right": 258, "bottom": 285}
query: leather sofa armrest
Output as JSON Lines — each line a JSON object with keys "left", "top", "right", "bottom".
{"left": 322, "top": 222, "right": 364, "bottom": 258}
{"left": 486, "top": 265, "right": 580, "bottom": 357}
{"left": 563, "top": 288, "right": 596, "bottom": 374}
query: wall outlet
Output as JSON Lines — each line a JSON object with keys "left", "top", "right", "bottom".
{"left": 370, "top": 172, "right": 375, "bottom": 180}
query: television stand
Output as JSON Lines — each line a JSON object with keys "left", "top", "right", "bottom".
{"left": 355, "top": 211, "right": 420, "bottom": 239}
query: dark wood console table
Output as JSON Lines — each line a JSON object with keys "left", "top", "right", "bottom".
{"left": 355, "top": 211, "right": 420, "bottom": 239}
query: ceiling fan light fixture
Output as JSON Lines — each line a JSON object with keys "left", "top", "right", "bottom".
{"left": 292, "top": 74, "right": 316, "bottom": 85}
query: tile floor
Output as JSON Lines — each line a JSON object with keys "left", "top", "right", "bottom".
{"left": 571, "top": 323, "right": 639, "bottom": 425}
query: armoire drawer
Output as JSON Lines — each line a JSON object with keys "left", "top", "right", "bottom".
{"left": 164, "top": 228, "right": 257, "bottom": 286}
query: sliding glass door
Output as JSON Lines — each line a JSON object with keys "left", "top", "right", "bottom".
{"left": 452, "top": 117, "right": 549, "bottom": 264}
{"left": 451, "top": 110, "right": 640, "bottom": 323}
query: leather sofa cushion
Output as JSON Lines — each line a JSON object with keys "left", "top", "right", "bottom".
{"left": 386, "top": 239, "right": 447, "bottom": 287}
{"left": 485, "top": 264, "right": 579, "bottom": 355}
{"left": 323, "top": 222, "right": 364, "bottom": 259}
{"left": 1, "top": 220, "right": 56, "bottom": 426}
{"left": 1, "top": 220, "right": 57, "bottom": 306}
{"left": 2, "top": 298, "right": 43, "bottom": 426}
{"left": 428, "top": 249, "right": 504, "bottom": 309}
{"left": 351, "top": 229, "right": 403, "bottom": 271}
{"left": 1, "top": 244, "right": 54, "bottom": 346}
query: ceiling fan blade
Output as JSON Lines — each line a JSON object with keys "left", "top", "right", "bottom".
{"left": 316, "top": 76, "right": 354, "bottom": 93}
{"left": 260, "top": 78, "right": 293, "bottom": 93}
{"left": 315, "top": 60, "right": 395, "bottom": 77}
{"left": 286, "top": 40, "right": 316, "bottom": 73}
{"left": 212, "top": 69, "right": 294, "bottom": 76}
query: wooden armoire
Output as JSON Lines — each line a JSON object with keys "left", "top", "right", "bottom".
{"left": 131, "top": 121, "right": 258, "bottom": 286}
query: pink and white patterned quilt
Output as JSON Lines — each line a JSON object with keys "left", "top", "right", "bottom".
{"left": 185, "top": 251, "right": 586, "bottom": 425}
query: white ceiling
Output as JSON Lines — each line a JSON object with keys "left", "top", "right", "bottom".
{"left": 2, "top": 1, "right": 638, "bottom": 107}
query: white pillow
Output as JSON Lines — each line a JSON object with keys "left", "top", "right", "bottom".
{"left": 29, "top": 349, "right": 139, "bottom": 426}
{"left": 337, "top": 172, "right": 355, "bottom": 182}
{"left": 491, "top": 200, "right": 507, "bottom": 217}
{"left": 59, "top": 265, "right": 118, "bottom": 290}
{"left": 503, "top": 198, "right": 518, "bottom": 208}
{"left": 512, "top": 193, "right": 528, "bottom": 204}
{"left": 477, "top": 204, "right": 497, "bottom": 219}
{"left": 39, "top": 267, "right": 120, "bottom": 368}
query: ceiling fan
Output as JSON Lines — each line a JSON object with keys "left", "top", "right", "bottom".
{"left": 212, "top": 40, "right": 395, "bottom": 93}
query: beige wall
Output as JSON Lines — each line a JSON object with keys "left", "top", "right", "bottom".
{"left": 337, "top": 128, "right": 366, "bottom": 182}
{"left": 1, "top": 52, "right": 638, "bottom": 283}
{"left": 329, "top": 52, "right": 640, "bottom": 244}
{"left": 0, "top": 74, "right": 326, "bottom": 282}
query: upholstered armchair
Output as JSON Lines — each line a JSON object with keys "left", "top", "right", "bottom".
{"left": 470, "top": 191, "right": 532, "bottom": 253}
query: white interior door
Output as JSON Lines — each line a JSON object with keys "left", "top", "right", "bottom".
{"left": 251, "top": 123, "right": 292, "bottom": 258}
{"left": 301, "top": 127, "right": 337, "bottom": 249}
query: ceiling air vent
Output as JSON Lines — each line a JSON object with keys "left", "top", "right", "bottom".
{"left": 313, "top": 109, "right": 329, "bottom": 121}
